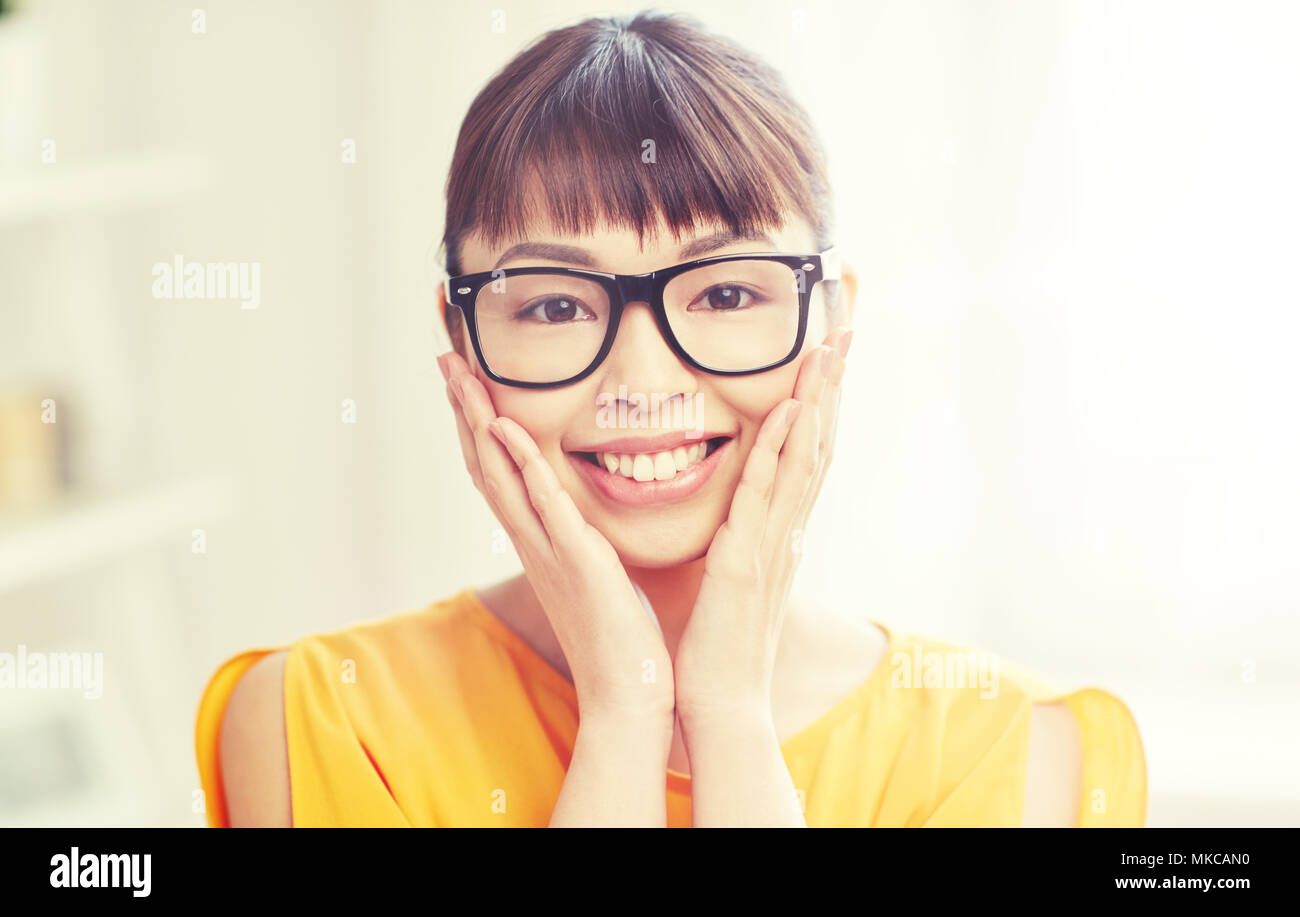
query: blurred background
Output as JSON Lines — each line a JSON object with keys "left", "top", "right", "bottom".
{"left": 1, "top": 0, "right": 1296, "bottom": 827}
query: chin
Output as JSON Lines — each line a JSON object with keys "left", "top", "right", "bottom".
{"left": 611, "top": 540, "right": 711, "bottom": 569}
{"left": 591, "top": 517, "right": 718, "bottom": 569}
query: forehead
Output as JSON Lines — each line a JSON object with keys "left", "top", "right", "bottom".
{"left": 458, "top": 213, "right": 817, "bottom": 275}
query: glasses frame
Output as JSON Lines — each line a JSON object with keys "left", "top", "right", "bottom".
{"left": 443, "top": 247, "right": 840, "bottom": 389}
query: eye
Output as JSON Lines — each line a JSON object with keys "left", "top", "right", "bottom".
{"left": 518, "top": 296, "right": 597, "bottom": 323}
{"left": 687, "top": 284, "right": 762, "bottom": 312}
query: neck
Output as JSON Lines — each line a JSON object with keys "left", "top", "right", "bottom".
{"left": 489, "top": 559, "right": 707, "bottom": 682}
{"left": 624, "top": 558, "right": 706, "bottom": 655}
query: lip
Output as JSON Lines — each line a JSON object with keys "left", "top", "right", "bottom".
{"left": 565, "top": 430, "right": 730, "bottom": 454}
{"left": 568, "top": 437, "right": 734, "bottom": 507}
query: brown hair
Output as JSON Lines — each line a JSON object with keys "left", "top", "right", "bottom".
{"left": 440, "top": 9, "right": 836, "bottom": 339}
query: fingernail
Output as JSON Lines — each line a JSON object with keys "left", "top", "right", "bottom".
{"left": 786, "top": 400, "right": 803, "bottom": 427}
{"left": 820, "top": 346, "right": 835, "bottom": 376}
{"left": 436, "top": 353, "right": 449, "bottom": 381}
{"left": 837, "top": 330, "right": 854, "bottom": 358}
{"left": 449, "top": 375, "right": 464, "bottom": 404}
{"left": 487, "top": 418, "right": 506, "bottom": 444}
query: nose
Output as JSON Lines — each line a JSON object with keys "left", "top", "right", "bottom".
{"left": 594, "top": 300, "right": 697, "bottom": 409}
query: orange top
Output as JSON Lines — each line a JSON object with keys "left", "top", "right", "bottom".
{"left": 194, "top": 588, "right": 1147, "bottom": 827}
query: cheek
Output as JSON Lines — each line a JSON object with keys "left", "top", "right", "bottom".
{"left": 483, "top": 381, "right": 576, "bottom": 450}
{"left": 708, "top": 362, "right": 802, "bottom": 426}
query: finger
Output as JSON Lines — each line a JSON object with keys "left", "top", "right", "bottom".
{"left": 440, "top": 352, "right": 498, "bottom": 509}
{"left": 717, "top": 398, "right": 802, "bottom": 561}
{"left": 492, "top": 416, "right": 596, "bottom": 556}
{"left": 764, "top": 344, "right": 834, "bottom": 556}
{"left": 797, "top": 328, "right": 852, "bottom": 528}
{"left": 444, "top": 372, "right": 487, "bottom": 493}
{"left": 442, "top": 367, "right": 531, "bottom": 548}
{"left": 449, "top": 361, "right": 551, "bottom": 549}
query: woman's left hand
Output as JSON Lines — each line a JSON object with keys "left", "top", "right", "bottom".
{"left": 673, "top": 326, "right": 852, "bottom": 728}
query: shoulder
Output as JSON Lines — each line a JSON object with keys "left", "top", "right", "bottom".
{"left": 220, "top": 650, "right": 291, "bottom": 827}
{"left": 280, "top": 589, "right": 493, "bottom": 710}
{"left": 1038, "top": 685, "right": 1148, "bottom": 827}
{"left": 201, "top": 589, "right": 486, "bottom": 826}
{"left": 209, "top": 587, "right": 491, "bottom": 719}
{"left": 880, "top": 629, "right": 1146, "bottom": 827}
{"left": 1022, "top": 700, "right": 1084, "bottom": 826}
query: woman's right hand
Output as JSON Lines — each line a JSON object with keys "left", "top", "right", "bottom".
{"left": 438, "top": 350, "right": 675, "bottom": 723}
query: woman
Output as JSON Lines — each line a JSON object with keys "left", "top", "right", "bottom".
{"left": 196, "top": 10, "right": 1146, "bottom": 827}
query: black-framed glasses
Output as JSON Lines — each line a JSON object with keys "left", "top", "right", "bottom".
{"left": 443, "top": 248, "right": 841, "bottom": 388}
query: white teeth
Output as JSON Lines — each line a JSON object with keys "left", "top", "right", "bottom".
{"left": 595, "top": 441, "right": 715, "bottom": 482}
{"left": 632, "top": 454, "right": 655, "bottom": 482}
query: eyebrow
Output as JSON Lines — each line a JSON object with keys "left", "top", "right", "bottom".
{"left": 492, "top": 242, "right": 598, "bottom": 269}
{"left": 677, "top": 231, "right": 775, "bottom": 260}
{"left": 491, "top": 231, "right": 777, "bottom": 270}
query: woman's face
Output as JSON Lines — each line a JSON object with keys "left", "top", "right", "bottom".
{"left": 449, "top": 214, "right": 834, "bottom": 569}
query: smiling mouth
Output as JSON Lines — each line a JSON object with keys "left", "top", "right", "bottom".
{"left": 569, "top": 436, "right": 732, "bottom": 483}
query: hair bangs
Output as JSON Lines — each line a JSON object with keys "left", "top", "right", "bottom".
{"left": 443, "top": 12, "right": 832, "bottom": 275}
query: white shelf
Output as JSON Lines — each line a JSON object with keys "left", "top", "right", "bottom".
{"left": 0, "top": 474, "right": 240, "bottom": 593}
